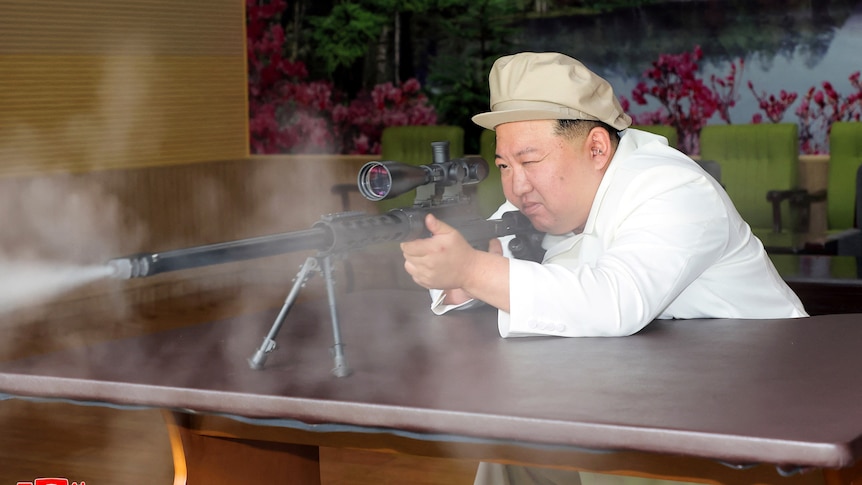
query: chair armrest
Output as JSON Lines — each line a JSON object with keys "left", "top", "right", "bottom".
{"left": 766, "top": 189, "right": 811, "bottom": 233}
{"left": 331, "top": 183, "right": 360, "bottom": 211}
{"left": 792, "top": 189, "right": 827, "bottom": 204}
{"left": 793, "top": 189, "right": 827, "bottom": 235}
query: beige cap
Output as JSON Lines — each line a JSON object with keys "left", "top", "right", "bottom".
{"left": 472, "top": 52, "right": 632, "bottom": 131}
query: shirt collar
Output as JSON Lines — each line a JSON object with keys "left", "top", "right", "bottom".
{"left": 581, "top": 130, "right": 638, "bottom": 234}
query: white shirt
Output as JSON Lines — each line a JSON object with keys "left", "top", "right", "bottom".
{"left": 431, "top": 129, "right": 807, "bottom": 337}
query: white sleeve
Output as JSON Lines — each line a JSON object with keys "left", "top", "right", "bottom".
{"left": 429, "top": 288, "right": 485, "bottom": 314}
{"left": 427, "top": 200, "right": 520, "bottom": 315}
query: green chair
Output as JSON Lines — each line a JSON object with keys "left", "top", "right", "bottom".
{"left": 376, "top": 125, "right": 465, "bottom": 214}
{"left": 699, "top": 123, "right": 805, "bottom": 250}
{"left": 632, "top": 124, "right": 724, "bottom": 181}
{"left": 477, "top": 129, "right": 506, "bottom": 218}
{"left": 823, "top": 121, "right": 862, "bottom": 232}
{"left": 805, "top": 121, "right": 862, "bottom": 276}
{"left": 773, "top": 122, "right": 862, "bottom": 279}
{"left": 774, "top": 122, "right": 862, "bottom": 247}
{"left": 631, "top": 124, "right": 678, "bottom": 149}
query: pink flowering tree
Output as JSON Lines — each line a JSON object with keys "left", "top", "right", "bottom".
{"left": 794, "top": 72, "right": 862, "bottom": 153}
{"left": 748, "top": 71, "right": 861, "bottom": 153}
{"left": 621, "top": 46, "right": 741, "bottom": 155}
{"left": 247, "top": 0, "right": 342, "bottom": 153}
{"left": 332, "top": 79, "right": 437, "bottom": 154}
{"left": 625, "top": 45, "right": 861, "bottom": 155}
{"left": 748, "top": 82, "right": 798, "bottom": 124}
{"left": 246, "top": 0, "right": 438, "bottom": 155}
{"left": 711, "top": 59, "right": 743, "bottom": 125}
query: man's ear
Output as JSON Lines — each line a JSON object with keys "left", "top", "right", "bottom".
{"left": 588, "top": 127, "right": 612, "bottom": 169}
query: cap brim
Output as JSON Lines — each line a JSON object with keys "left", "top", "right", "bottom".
{"left": 472, "top": 109, "right": 583, "bottom": 131}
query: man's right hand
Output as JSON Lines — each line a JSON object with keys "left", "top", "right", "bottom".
{"left": 401, "top": 214, "right": 511, "bottom": 312}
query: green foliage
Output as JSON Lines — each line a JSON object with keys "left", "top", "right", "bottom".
{"left": 579, "top": 0, "right": 662, "bottom": 13}
{"left": 426, "top": 56, "right": 490, "bottom": 154}
{"left": 425, "top": 0, "right": 521, "bottom": 153}
{"left": 292, "top": 0, "right": 528, "bottom": 152}
{"left": 308, "top": 3, "right": 386, "bottom": 74}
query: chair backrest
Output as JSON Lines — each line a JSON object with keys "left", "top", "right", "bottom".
{"left": 377, "top": 125, "right": 465, "bottom": 213}
{"left": 477, "top": 129, "right": 506, "bottom": 218}
{"left": 827, "top": 121, "right": 862, "bottom": 230}
{"left": 857, "top": 164, "right": 862, "bottom": 229}
{"left": 695, "top": 159, "right": 722, "bottom": 184}
{"left": 699, "top": 123, "right": 799, "bottom": 231}
{"left": 631, "top": 124, "right": 679, "bottom": 149}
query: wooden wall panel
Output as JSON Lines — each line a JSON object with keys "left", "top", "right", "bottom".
{"left": 0, "top": 0, "right": 247, "bottom": 175}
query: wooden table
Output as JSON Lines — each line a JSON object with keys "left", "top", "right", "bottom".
{"left": 1, "top": 289, "right": 861, "bottom": 484}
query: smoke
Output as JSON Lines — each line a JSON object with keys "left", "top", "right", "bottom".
{"left": 0, "top": 171, "right": 144, "bottom": 320}
{"left": 0, "top": 36, "right": 157, "bottom": 318}
{"left": 0, "top": 262, "right": 113, "bottom": 316}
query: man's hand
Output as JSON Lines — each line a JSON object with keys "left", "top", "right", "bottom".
{"left": 400, "top": 214, "right": 511, "bottom": 311}
{"left": 400, "top": 213, "right": 477, "bottom": 290}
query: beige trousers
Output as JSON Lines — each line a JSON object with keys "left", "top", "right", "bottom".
{"left": 473, "top": 463, "right": 582, "bottom": 485}
{"left": 473, "top": 463, "right": 699, "bottom": 485}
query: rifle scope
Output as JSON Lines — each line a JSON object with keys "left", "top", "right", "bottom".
{"left": 357, "top": 141, "right": 489, "bottom": 201}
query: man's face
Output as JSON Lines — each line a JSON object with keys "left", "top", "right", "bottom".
{"left": 494, "top": 120, "right": 605, "bottom": 235}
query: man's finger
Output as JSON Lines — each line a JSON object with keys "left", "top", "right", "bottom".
{"left": 488, "top": 238, "right": 503, "bottom": 255}
{"left": 425, "top": 213, "right": 453, "bottom": 236}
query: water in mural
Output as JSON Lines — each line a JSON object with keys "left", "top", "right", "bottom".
{"left": 517, "top": 0, "right": 862, "bottom": 130}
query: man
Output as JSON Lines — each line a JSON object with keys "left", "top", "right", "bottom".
{"left": 400, "top": 52, "right": 807, "bottom": 484}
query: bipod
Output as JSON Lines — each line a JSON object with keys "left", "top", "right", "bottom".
{"left": 247, "top": 253, "right": 352, "bottom": 378}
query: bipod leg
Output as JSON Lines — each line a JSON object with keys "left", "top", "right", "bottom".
{"left": 248, "top": 256, "right": 319, "bottom": 370}
{"left": 322, "top": 255, "right": 352, "bottom": 377}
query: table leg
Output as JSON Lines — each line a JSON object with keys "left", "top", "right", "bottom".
{"left": 822, "top": 457, "right": 862, "bottom": 485}
{"left": 162, "top": 410, "right": 321, "bottom": 485}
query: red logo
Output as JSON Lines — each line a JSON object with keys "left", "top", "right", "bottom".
{"left": 17, "top": 479, "right": 85, "bottom": 485}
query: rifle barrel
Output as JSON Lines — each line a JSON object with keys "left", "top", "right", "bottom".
{"left": 108, "top": 228, "right": 330, "bottom": 278}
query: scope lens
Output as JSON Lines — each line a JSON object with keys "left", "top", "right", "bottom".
{"left": 358, "top": 162, "right": 392, "bottom": 200}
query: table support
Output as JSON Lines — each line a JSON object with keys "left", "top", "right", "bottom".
{"left": 823, "top": 458, "right": 862, "bottom": 485}
{"left": 162, "top": 411, "right": 860, "bottom": 485}
{"left": 162, "top": 411, "right": 321, "bottom": 484}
